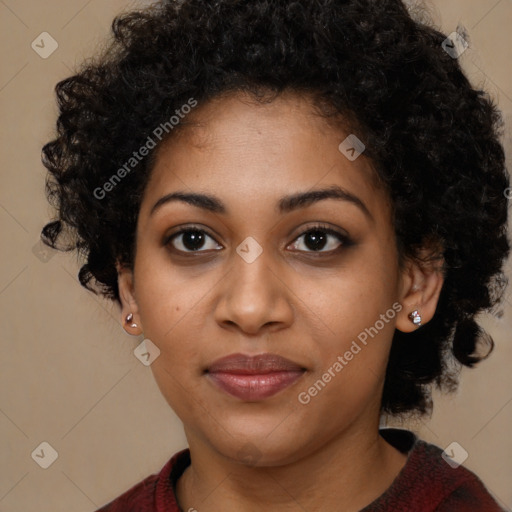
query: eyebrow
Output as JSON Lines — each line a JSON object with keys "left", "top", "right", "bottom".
{"left": 150, "top": 184, "right": 372, "bottom": 220}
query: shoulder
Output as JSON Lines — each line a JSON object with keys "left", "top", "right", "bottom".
{"left": 366, "top": 429, "right": 505, "bottom": 511}
{"left": 95, "top": 448, "right": 190, "bottom": 512}
{"left": 407, "top": 440, "right": 504, "bottom": 511}
{"left": 95, "top": 474, "right": 159, "bottom": 512}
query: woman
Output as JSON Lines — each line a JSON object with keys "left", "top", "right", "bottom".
{"left": 41, "top": 0, "right": 509, "bottom": 510}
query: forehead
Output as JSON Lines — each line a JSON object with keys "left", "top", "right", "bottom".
{"left": 164, "top": 90, "right": 359, "bottom": 152}
{"left": 140, "top": 90, "right": 390, "bottom": 220}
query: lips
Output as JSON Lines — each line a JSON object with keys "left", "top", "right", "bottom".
{"left": 206, "top": 353, "right": 306, "bottom": 401}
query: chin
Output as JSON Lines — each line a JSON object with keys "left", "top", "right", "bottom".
{"left": 208, "top": 428, "right": 310, "bottom": 468}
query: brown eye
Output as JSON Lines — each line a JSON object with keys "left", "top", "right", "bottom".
{"left": 289, "top": 226, "right": 350, "bottom": 253}
{"left": 166, "top": 228, "right": 222, "bottom": 253}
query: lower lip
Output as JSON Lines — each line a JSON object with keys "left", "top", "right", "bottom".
{"left": 207, "top": 371, "right": 305, "bottom": 400}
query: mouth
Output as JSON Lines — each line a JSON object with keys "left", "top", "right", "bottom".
{"left": 205, "top": 353, "right": 307, "bottom": 401}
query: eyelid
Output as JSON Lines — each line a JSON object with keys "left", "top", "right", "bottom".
{"left": 290, "top": 222, "right": 349, "bottom": 241}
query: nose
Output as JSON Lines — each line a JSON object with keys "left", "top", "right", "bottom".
{"left": 213, "top": 248, "right": 295, "bottom": 336}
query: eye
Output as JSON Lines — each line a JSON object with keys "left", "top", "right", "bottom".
{"left": 165, "top": 227, "right": 222, "bottom": 253}
{"left": 164, "top": 224, "right": 351, "bottom": 255}
{"left": 288, "top": 225, "right": 350, "bottom": 254}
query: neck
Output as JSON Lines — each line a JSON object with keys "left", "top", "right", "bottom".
{"left": 176, "top": 422, "right": 407, "bottom": 512}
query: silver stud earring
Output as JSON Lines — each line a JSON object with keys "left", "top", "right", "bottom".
{"left": 408, "top": 310, "right": 422, "bottom": 327}
{"left": 125, "top": 313, "right": 138, "bottom": 329}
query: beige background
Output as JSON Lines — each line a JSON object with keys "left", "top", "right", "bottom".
{"left": 1, "top": 0, "right": 511, "bottom": 510}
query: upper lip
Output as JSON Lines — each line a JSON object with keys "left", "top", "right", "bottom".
{"left": 206, "top": 353, "right": 305, "bottom": 374}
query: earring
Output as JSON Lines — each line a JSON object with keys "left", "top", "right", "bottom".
{"left": 125, "top": 313, "right": 138, "bottom": 329}
{"left": 408, "top": 310, "right": 422, "bottom": 327}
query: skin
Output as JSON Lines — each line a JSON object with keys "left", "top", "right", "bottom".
{"left": 118, "top": 91, "right": 444, "bottom": 511}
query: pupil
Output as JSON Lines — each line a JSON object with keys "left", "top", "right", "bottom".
{"left": 305, "top": 230, "right": 326, "bottom": 251}
{"left": 183, "top": 230, "right": 204, "bottom": 251}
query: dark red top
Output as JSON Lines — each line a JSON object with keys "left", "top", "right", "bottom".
{"left": 96, "top": 429, "right": 506, "bottom": 511}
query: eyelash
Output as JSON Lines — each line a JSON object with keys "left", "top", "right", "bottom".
{"left": 164, "top": 223, "right": 352, "bottom": 256}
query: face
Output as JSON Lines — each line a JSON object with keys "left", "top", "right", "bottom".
{"left": 118, "top": 91, "right": 440, "bottom": 466}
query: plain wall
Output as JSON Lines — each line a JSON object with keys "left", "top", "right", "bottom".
{"left": 1, "top": 0, "right": 511, "bottom": 510}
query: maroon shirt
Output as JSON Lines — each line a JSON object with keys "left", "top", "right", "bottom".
{"left": 96, "top": 429, "right": 506, "bottom": 511}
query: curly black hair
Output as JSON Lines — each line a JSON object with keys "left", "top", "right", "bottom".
{"left": 41, "top": 0, "right": 510, "bottom": 416}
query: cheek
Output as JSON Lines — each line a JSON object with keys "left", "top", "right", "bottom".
{"left": 304, "top": 274, "right": 398, "bottom": 372}
{"left": 298, "top": 243, "right": 400, "bottom": 390}
{"left": 132, "top": 249, "right": 219, "bottom": 405}
{"left": 304, "top": 249, "right": 399, "bottom": 339}
{"left": 133, "top": 246, "right": 213, "bottom": 341}
{"left": 295, "top": 280, "right": 398, "bottom": 430}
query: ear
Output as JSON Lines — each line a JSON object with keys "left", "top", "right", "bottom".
{"left": 396, "top": 249, "right": 445, "bottom": 333}
{"left": 116, "top": 260, "right": 143, "bottom": 336}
